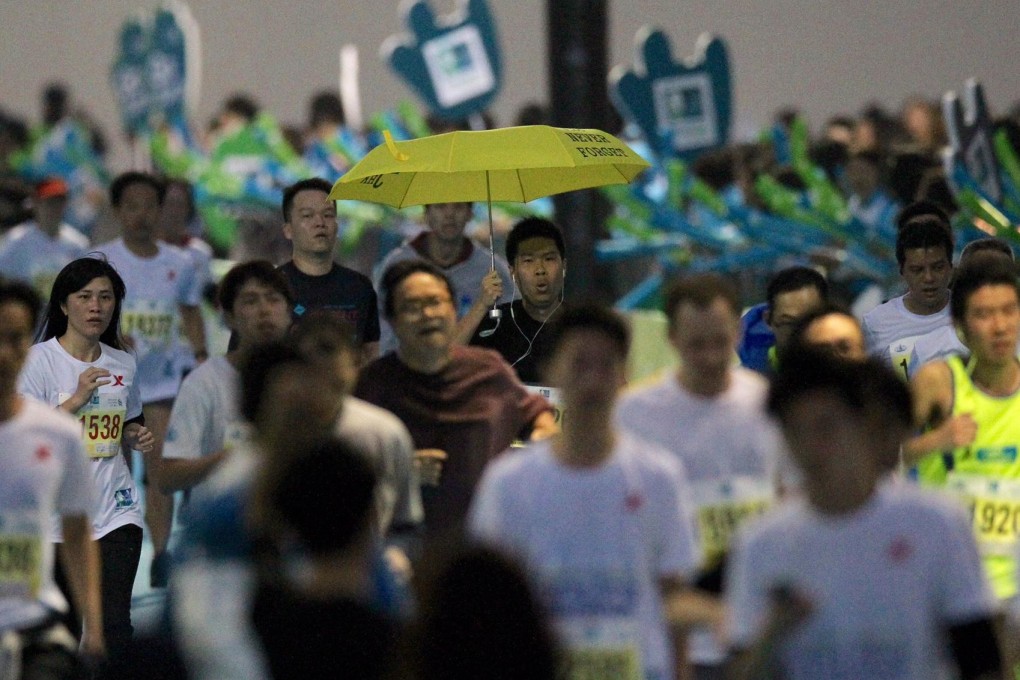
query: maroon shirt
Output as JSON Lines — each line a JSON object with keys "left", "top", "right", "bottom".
{"left": 354, "top": 346, "right": 550, "bottom": 537}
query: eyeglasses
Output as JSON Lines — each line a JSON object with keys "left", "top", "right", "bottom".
{"left": 396, "top": 296, "right": 452, "bottom": 319}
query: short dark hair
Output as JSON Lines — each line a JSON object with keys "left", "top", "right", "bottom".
{"left": 895, "top": 199, "right": 951, "bottom": 233}
{"left": 40, "top": 256, "right": 127, "bottom": 349}
{"left": 0, "top": 279, "right": 42, "bottom": 330}
{"left": 896, "top": 215, "right": 954, "bottom": 269}
{"left": 164, "top": 178, "right": 197, "bottom": 221}
{"left": 783, "top": 302, "right": 861, "bottom": 362}
{"left": 281, "top": 177, "right": 333, "bottom": 222}
{"left": 267, "top": 438, "right": 376, "bottom": 556}
{"left": 240, "top": 341, "right": 304, "bottom": 424}
{"left": 664, "top": 273, "right": 741, "bottom": 330}
{"left": 291, "top": 310, "right": 358, "bottom": 356}
{"left": 860, "top": 356, "right": 914, "bottom": 473}
{"left": 380, "top": 259, "right": 456, "bottom": 319}
{"left": 505, "top": 217, "right": 565, "bottom": 264}
{"left": 545, "top": 304, "right": 630, "bottom": 361}
{"left": 950, "top": 256, "right": 1020, "bottom": 325}
{"left": 847, "top": 150, "right": 883, "bottom": 169}
{"left": 217, "top": 260, "right": 293, "bottom": 314}
{"left": 414, "top": 544, "right": 560, "bottom": 680}
{"left": 767, "top": 348, "right": 868, "bottom": 423}
{"left": 766, "top": 266, "right": 828, "bottom": 311}
{"left": 110, "top": 171, "right": 165, "bottom": 207}
{"left": 860, "top": 356, "right": 912, "bottom": 432}
{"left": 223, "top": 93, "right": 259, "bottom": 122}
{"left": 308, "top": 90, "right": 345, "bottom": 129}
{"left": 960, "top": 237, "right": 1014, "bottom": 263}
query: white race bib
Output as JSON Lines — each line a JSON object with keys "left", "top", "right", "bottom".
{"left": 946, "top": 474, "right": 1020, "bottom": 556}
{"left": 888, "top": 334, "right": 923, "bottom": 380}
{"left": 121, "top": 299, "right": 175, "bottom": 351}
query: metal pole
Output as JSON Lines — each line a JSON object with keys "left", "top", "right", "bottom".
{"left": 547, "top": 0, "right": 612, "bottom": 300}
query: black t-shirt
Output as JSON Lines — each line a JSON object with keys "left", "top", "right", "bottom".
{"left": 469, "top": 300, "right": 557, "bottom": 384}
{"left": 278, "top": 261, "right": 381, "bottom": 344}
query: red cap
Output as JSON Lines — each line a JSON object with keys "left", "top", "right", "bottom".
{"left": 35, "top": 177, "right": 69, "bottom": 200}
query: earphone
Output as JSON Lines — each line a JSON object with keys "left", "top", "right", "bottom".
{"left": 509, "top": 266, "right": 565, "bottom": 368}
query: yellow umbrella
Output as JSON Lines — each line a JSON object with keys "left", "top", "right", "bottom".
{"left": 330, "top": 124, "right": 649, "bottom": 328}
{"left": 328, "top": 125, "right": 650, "bottom": 207}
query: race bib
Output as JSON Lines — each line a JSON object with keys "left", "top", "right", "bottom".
{"left": 512, "top": 385, "right": 563, "bottom": 448}
{"left": 0, "top": 512, "right": 43, "bottom": 600}
{"left": 562, "top": 640, "right": 642, "bottom": 680}
{"left": 691, "top": 477, "right": 773, "bottom": 563}
{"left": 525, "top": 385, "right": 564, "bottom": 426}
{"left": 947, "top": 475, "right": 1020, "bottom": 556}
{"left": 62, "top": 391, "right": 127, "bottom": 459}
{"left": 121, "top": 299, "right": 175, "bottom": 350}
{"left": 544, "top": 569, "right": 642, "bottom": 680}
{"left": 888, "top": 334, "right": 922, "bottom": 380}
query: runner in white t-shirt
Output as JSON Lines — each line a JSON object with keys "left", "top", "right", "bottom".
{"left": 18, "top": 257, "right": 154, "bottom": 668}
{"left": 290, "top": 311, "right": 424, "bottom": 569}
{"left": 95, "top": 171, "right": 208, "bottom": 584}
{"left": 726, "top": 351, "right": 1002, "bottom": 680}
{"left": 0, "top": 177, "right": 88, "bottom": 304}
{"left": 157, "top": 178, "right": 215, "bottom": 381}
{"left": 616, "top": 274, "right": 784, "bottom": 678}
{"left": 862, "top": 214, "right": 954, "bottom": 379}
{"left": 162, "top": 261, "right": 292, "bottom": 495}
{"left": 0, "top": 280, "right": 103, "bottom": 672}
{"left": 906, "top": 237, "right": 1017, "bottom": 376}
{"left": 470, "top": 306, "right": 714, "bottom": 680}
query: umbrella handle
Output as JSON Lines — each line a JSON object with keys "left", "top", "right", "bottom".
{"left": 484, "top": 171, "right": 502, "bottom": 322}
{"left": 486, "top": 171, "right": 496, "bottom": 271}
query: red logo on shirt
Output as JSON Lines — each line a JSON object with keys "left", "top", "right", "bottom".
{"left": 887, "top": 536, "right": 913, "bottom": 563}
{"left": 112, "top": 375, "right": 125, "bottom": 386}
{"left": 624, "top": 493, "right": 643, "bottom": 512}
{"left": 167, "top": 270, "right": 176, "bottom": 282}
{"left": 35, "top": 445, "right": 51, "bottom": 461}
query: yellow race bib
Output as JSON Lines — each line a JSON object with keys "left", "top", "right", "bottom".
{"left": 0, "top": 534, "right": 42, "bottom": 600}
{"left": 564, "top": 646, "right": 642, "bottom": 680}
{"left": 698, "top": 499, "right": 770, "bottom": 562}
{"left": 692, "top": 477, "right": 774, "bottom": 565}
{"left": 63, "top": 391, "right": 127, "bottom": 459}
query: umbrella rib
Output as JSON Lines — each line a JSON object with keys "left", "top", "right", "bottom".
{"left": 516, "top": 170, "right": 526, "bottom": 203}
{"left": 446, "top": 133, "right": 457, "bottom": 173}
{"left": 398, "top": 175, "right": 413, "bottom": 208}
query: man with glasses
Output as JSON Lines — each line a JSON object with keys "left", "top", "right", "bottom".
{"left": 354, "top": 259, "right": 557, "bottom": 544}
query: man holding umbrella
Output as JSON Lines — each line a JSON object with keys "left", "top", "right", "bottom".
{"left": 334, "top": 124, "right": 649, "bottom": 354}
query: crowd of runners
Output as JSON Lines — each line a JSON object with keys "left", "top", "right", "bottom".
{"left": 2, "top": 90, "right": 1020, "bottom": 679}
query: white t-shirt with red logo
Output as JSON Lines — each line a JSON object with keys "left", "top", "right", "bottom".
{"left": 0, "top": 397, "right": 93, "bottom": 631}
{"left": 726, "top": 483, "right": 996, "bottom": 680}
{"left": 19, "top": 337, "right": 144, "bottom": 540}
{"left": 469, "top": 435, "right": 700, "bottom": 680}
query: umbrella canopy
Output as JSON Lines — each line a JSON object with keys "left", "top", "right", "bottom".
{"left": 328, "top": 125, "right": 650, "bottom": 207}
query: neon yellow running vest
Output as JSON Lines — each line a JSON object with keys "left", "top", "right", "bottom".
{"left": 944, "top": 355, "right": 1020, "bottom": 600}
